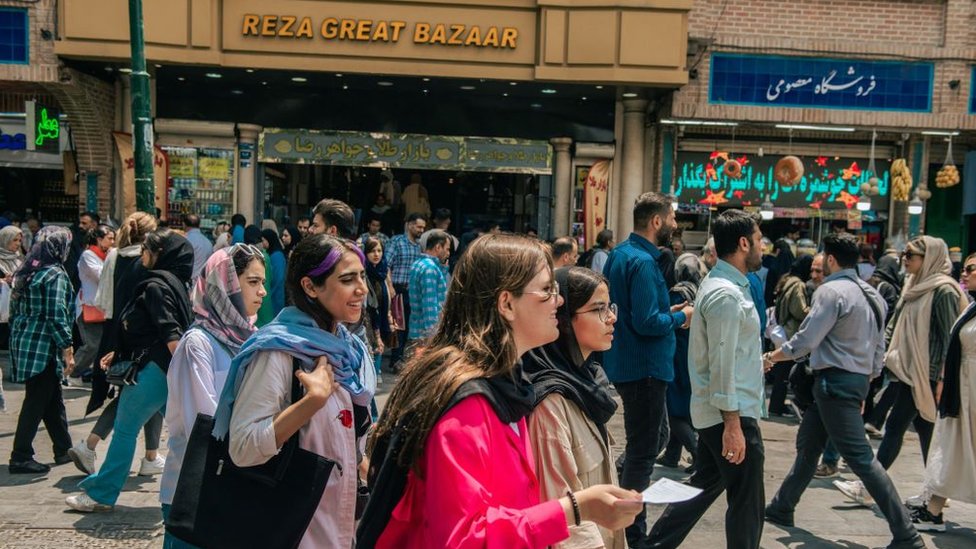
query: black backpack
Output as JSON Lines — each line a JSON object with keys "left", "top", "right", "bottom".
{"left": 576, "top": 248, "right": 597, "bottom": 268}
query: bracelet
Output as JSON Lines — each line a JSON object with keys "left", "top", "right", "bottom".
{"left": 566, "top": 490, "right": 581, "bottom": 526}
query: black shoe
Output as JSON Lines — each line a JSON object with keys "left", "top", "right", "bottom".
{"left": 764, "top": 505, "right": 795, "bottom": 528}
{"left": 911, "top": 506, "right": 945, "bottom": 533}
{"left": 54, "top": 453, "right": 73, "bottom": 466}
{"left": 885, "top": 534, "right": 926, "bottom": 548}
{"left": 9, "top": 459, "right": 51, "bottom": 474}
{"left": 655, "top": 456, "right": 679, "bottom": 468}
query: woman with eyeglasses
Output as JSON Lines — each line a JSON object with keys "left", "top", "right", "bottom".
{"left": 523, "top": 266, "right": 624, "bottom": 549}
{"left": 834, "top": 237, "right": 968, "bottom": 506}
{"left": 67, "top": 228, "right": 195, "bottom": 513}
{"left": 159, "top": 244, "right": 266, "bottom": 548}
{"left": 364, "top": 234, "right": 641, "bottom": 549}
{"left": 909, "top": 252, "right": 976, "bottom": 531}
{"left": 215, "top": 235, "right": 376, "bottom": 548}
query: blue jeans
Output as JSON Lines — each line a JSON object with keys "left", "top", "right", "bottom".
{"left": 373, "top": 352, "right": 383, "bottom": 375}
{"left": 161, "top": 503, "right": 201, "bottom": 549}
{"left": 79, "top": 362, "right": 167, "bottom": 506}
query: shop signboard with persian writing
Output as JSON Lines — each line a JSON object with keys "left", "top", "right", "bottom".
{"left": 709, "top": 53, "right": 933, "bottom": 112}
{"left": 674, "top": 151, "right": 890, "bottom": 211}
{"left": 259, "top": 129, "right": 551, "bottom": 174}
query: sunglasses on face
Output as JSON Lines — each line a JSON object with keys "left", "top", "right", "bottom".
{"left": 965, "top": 264, "right": 976, "bottom": 275}
{"left": 901, "top": 251, "right": 924, "bottom": 261}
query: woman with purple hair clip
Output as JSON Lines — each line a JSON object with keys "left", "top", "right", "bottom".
{"left": 211, "top": 234, "right": 377, "bottom": 548}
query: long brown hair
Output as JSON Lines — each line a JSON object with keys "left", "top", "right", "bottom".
{"left": 371, "top": 233, "right": 553, "bottom": 472}
{"left": 116, "top": 212, "right": 157, "bottom": 248}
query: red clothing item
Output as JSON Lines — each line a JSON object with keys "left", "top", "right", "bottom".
{"left": 377, "top": 394, "right": 570, "bottom": 548}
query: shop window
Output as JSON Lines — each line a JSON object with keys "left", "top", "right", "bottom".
{"left": 0, "top": 8, "right": 28, "bottom": 65}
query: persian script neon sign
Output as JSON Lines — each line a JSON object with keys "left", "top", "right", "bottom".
{"left": 35, "top": 108, "right": 59, "bottom": 146}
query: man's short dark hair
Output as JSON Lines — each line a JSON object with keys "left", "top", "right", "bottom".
{"left": 231, "top": 214, "right": 246, "bottom": 227}
{"left": 822, "top": 233, "right": 860, "bottom": 269}
{"left": 80, "top": 211, "right": 100, "bottom": 224}
{"left": 313, "top": 199, "right": 356, "bottom": 239}
{"left": 713, "top": 210, "right": 759, "bottom": 258}
{"left": 433, "top": 208, "right": 451, "bottom": 222}
{"left": 183, "top": 213, "right": 201, "bottom": 228}
{"left": 297, "top": 215, "right": 310, "bottom": 225}
{"left": 551, "top": 236, "right": 576, "bottom": 259}
{"left": 424, "top": 229, "right": 449, "bottom": 251}
{"left": 633, "top": 192, "right": 673, "bottom": 231}
{"left": 596, "top": 229, "right": 614, "bottom": 248}
{"left": 406, "top": 212, "right": 426, "bottom": 224}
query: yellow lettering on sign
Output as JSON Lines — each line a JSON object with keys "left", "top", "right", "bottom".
{"left": 430, "top": 24, "right": 447, "bottom": 44}
{"left": 242, "top": 14, "right": 260, "bottom": 35}
{"left": 356, "top": 20, "right": 372, "bottom": 40}
{"left": 321, "top": 17, "right": 339, "bottom": 39}
{"left": 339, "top": 19, "right": 356, "bottom": 40}
{"left": 373, "top": 20, "right": 390, "bottom": 41}
{"left": 296, "top": 17, "right": 313, "bottom": 38}
{"left": 464, "top": 25, "right": 481, "bottom": 46}
{"left": 414, "top": 23, "right": 430, "bottom": 43}
{"left": 501, "top": 27, "right": 517, "bottom": 49}
{"left": 483, "top": 26, "right": 499, "bottom": 47}
{"left": 448, "top": 24, "right": 464, "bottom": 45}
{"left": 390, "top": 21, "right": 406, "bottom": 41}
{"left": 261, "top": 16, "right": 277, "bottom": 36}
{"left": 279, "top": 16, "right": 296, "bottom": 37}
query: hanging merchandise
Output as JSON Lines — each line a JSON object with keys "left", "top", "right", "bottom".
{"left": 722, "top": 127, "right": 743, "bottom": 179}
{"left": 775, "top": 129, "right": 803, "bottom": 187}
{"left": 890, "top": 158, "right": 913, "bottom": 201}
{"left": 862, "top": 130, "right": 882, "bottom": 196}
{"left": 935, "top": 134, "right": 960, "bottom": 188}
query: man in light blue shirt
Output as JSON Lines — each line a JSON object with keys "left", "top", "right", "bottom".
{"left": 646, "top": 209, "right": 766, "bottom": 549}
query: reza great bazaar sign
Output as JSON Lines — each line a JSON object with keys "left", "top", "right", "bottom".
{"left": 241, "top": 14, "right": 519, "bottom": 49}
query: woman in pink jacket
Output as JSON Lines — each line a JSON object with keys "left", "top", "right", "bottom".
{"left": 367, "top": 234, "right": 641, "bottom": 548}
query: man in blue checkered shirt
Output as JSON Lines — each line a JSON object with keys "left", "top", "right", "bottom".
{"left": 407, "top": 230, "right": 451, "bottom": 347}
{"left": 386, "top": 212, "right": 427, "bottom": 369}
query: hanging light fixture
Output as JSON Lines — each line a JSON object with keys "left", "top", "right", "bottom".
{"left": 856, "top": 194, "right": 871, "bottom": 211}
{"left": 760, "top": 195, "right": 775, "bottom": 220}
{"left": 907, "top": 191, "right": 924, "bottom": 215}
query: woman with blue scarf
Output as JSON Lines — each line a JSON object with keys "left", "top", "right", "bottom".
{"left": 363, "top": 235, "right": 394, "bottom": 380}
{"left": 213, "top": 234, "right": 376, "bottom": 549}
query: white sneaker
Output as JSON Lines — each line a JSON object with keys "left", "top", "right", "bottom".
{"left": 833, "top": 479, "right": 875, "bottom": 507}
{"left": 138, "top": 455, "right": 165, "bottom": 476}
{"left": 66, "top": 441, "right": 97, "bottom": 475}
{"left": 66, "top": 377, "right": 89, "bottom": 389}
{"left": 65, "top": 493, "right": 113, "bottom": 513}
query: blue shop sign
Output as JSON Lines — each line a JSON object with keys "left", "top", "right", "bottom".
{"left": 970, "top": 66, "right": 976, "bottom": 114}
{"left": 709, "top": 53, "right": 933, "bottom": 113}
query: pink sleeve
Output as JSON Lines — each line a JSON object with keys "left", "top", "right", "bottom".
{"left": 423, "top": 398, "right": 570, "bottom": 549}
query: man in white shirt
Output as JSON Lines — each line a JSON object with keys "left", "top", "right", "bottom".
{"left": 183, "top": 214, "right": 214, "bottom": 280}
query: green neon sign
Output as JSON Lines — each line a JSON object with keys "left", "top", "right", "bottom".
{"left": 35, "top": 107, "right": 60, "bottom": 146}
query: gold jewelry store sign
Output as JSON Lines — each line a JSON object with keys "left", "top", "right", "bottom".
{"left": 223, "top": 0, "right": 535, "bottom": 64}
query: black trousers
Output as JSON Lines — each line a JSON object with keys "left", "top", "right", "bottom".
{"left": 391, "top": 283, "right": 411, "bottom": 367}
{"left": 768, "top": 368, "right": 916, "bottom": 542}
{"left": 645, "top": 417, "right": 765, "bottom": 549}
{"left": 615, "top": 378, "right": 668, "bottom": 545}
{"left": 662, "top": 414, "right": 697, "bottom": 465}
{"left": 768, "top": 361, "right": 793, "bottom": 414}
{"left": 11, "top": 355, "right": 72, "bottom": 463}
{"left": 866, "top": 376, "right": 898, "bottom": 427}
{"left": 877, "top": 380, "right": 936, "bottom": 469}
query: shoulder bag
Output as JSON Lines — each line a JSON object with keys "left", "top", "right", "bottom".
{"left": 165, "top": 357, "right": 336, "bottom": 549}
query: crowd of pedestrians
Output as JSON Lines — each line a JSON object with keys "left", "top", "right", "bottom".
{"left": 0, "top": 183, "right": 974, "bottom": 549}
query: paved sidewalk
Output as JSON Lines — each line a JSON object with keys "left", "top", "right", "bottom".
{"left": 0, "top": 351, "right": 973, "bottom": 548}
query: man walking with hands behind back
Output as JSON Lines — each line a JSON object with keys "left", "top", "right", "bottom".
{"left": 763, "top": 233, "right": 925, "bottom": 549}
{"left": 603, "top": 192, "right": 694, "bottom": 546}
{"left": 645, "top": 210, "right": 767, "bottom": 549}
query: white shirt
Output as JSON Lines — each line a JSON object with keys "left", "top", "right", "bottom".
{"left": 213, "top": 231, "right": 231, "bottom": 251}
{"left": 185, "top": 228, "right": 214, "bottom": 280}
{"left": 160, "top": 329, "right": 233, "bottom": 505}
{"left": 76, "top": 249, "right": 106, "bottom": 316}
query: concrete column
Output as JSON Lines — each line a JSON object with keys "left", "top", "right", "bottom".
{"left": 237, "top": 124, "right": 262, "bottom": 222}
{"left": 616, "top": 99, "right": 648, "bottom": 239}
{"left": 550, "top": 137, "right": 574, "bottom": 237}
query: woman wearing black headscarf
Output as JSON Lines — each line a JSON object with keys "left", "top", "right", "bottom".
{"left": 8, "top": 227, "right": 75, "bottom": 474}
{"left": 764, "top": 238, "right": 795, "bottom": 308}
{"left": 280, "top": 225, "right": 302, "bottom": 257}
{"left": 769, "top": 254, "right": 813, "bottom": 416}
{"left": 67, "top": 228, "right": 194, "bottom": 513}
{"left": 524, "top": 266, "right": 623, "bottom": 549}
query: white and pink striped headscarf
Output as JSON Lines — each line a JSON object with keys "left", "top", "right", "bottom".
{"left": 190, "top": 245, "right": 261, "bottom": 353}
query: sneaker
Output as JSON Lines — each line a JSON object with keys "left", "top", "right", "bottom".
{"left": 814, "top": 463, "right": 839, "bottom": 478}
{"left": 834, "top": 479, "right": 875, "bottom": 507}
{"left": 138, "top": 455, "right": 165, "bottom": 476}
{"left": 65, "top": 493, "right": 113, "bottom": 513}
{"left": 904, "top": 494, "right": 926, "bottom": 510}
{"left": 911, "top": 507, "right": 945, "bottom": 532}
{"left": 66, "top": 376, "right": 89, "bottom": 388}
{"left": 8, "top": 459, "right": 51, "bottom": 474}
{"left": 865, "top": 422, "right": 883, "bottom": 439}
{"left": 67, "top": 441, "right": 97, "bottom": 475}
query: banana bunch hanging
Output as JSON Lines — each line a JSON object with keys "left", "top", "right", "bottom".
{"left": 891, "top": 158, "right": 913, "bottom": 201}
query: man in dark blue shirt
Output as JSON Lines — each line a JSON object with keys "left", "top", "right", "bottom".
{"left": 603, "top": 192, "right": 694, "bottom": 546}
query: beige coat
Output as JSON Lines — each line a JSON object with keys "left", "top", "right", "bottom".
{"left": 529, "top": 393, "right": 623, "bottom": 549}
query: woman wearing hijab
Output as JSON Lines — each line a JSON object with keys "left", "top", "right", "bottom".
{"left": 66, "top": 228, "right": 195, "bottom": 512}
{"left": 908, "top": 253, "right": 976, "bottom": 531}
{"left": 8, "top": 227, "right": 75, "bottom": 474}
{"left": 863, "top": 254, "right": 905, "bottom": 435}
{"left": 769, "top": 255, "right": 813, "bottom": 416}
{"left": 281, "top": 225, "right": 302, "bottom": 257}
{"left": 245, "top": 225, "right": 274, "bottom": 327}
{"left": 364, "top": 236, "right": 394, "bottom": 380}
{"left": 524, "top": 267, "right": 622, "bottom": 549}
{"left": 72, "top": 225, "right": 116, "bottom": 384}
{"left": 764, "top": 238, "right": 795, "bottom": 308}
{"left": 160, "top": 244, "right": 266, "bottom": 548}
{"left": 213, "top": 235, "right": 376, "bottom": 548}
{"left": 834, "top": 236, "right": 968, "bottom": 507}
{"left": 0, "top": 224, "right": 24, "bottom": 355}
{"left": 260, "top": 228, "right": 286, "bottom": 318}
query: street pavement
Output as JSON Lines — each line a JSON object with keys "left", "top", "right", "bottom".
{"left": 0, "top": 351, "right": 973, "bottom": 548}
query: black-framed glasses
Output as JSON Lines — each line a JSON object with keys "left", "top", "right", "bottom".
{"left": 525, "top": 281, "right": 560, "bottom": 302}
{"left": 575, "top": 302, "right": 618, "bottom": 323}
{"left": 901, "top": 250, "right": 924, "bottom": 261}
{"left": 965, "top": 264, "right": 976, "bottom": 274}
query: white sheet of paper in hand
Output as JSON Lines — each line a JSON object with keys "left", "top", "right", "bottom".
{"left": 641, "top": 478, "right": 703, "bottom": 504}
